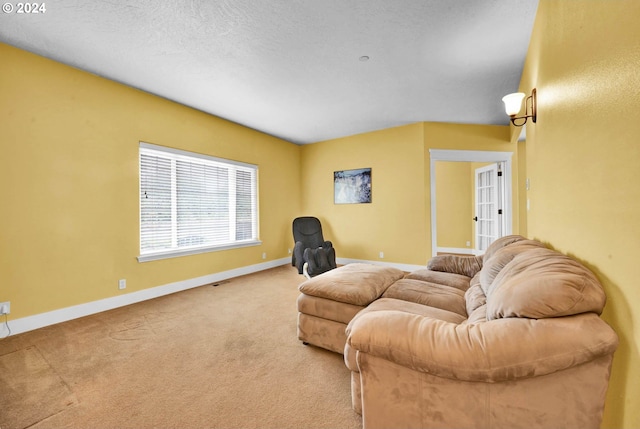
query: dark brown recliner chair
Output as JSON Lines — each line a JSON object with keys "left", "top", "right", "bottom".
{"left": 292, "top": 217, "right": 336, "bottom": 277}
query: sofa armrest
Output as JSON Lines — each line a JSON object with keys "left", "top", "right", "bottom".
{"left": 427, "top": 254, "right": 483, "bottom": 278}
{"left": 346, "top": 310, "right": 618, "bottom": 383}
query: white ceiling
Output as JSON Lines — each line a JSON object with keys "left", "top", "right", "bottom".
{"left": 0, "top": 0, "right": 538, "bottom": 144}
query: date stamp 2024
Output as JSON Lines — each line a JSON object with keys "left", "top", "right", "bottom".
{"left": 2, "top": 2, "right": 46, "bottom": 14}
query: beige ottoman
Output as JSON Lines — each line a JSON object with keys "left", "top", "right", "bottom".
{"left": 297, "top": 263, "right": 405, "bottom": 354}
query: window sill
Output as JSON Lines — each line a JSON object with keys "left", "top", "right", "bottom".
{"left": 137, "top": 240, "right": 262, "bottom": 263}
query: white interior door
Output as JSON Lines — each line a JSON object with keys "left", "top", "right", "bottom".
{"left": 475, "top": 163, "right": 500, "bottom": 253}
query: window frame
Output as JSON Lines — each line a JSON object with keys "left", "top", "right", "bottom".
{"left": 138, "top": 142, "right": 260, "bottom": 263}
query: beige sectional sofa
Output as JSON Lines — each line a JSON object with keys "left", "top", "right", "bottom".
{"left": 297, "top": 235, "right": 619, "bottom": 429}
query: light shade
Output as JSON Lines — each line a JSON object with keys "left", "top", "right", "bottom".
{"left": 502, "top": 92, "right": 526, "bottom": 116}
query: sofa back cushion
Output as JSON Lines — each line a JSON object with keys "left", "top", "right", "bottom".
{"left": 479, "top": 239, "right": 548, "bottom": 295}
{"left": 481, "top": 234, "right": 529, "bottom": 263}
{"left": 464, "top": 282, "right": 486, "bottom": 315}
{"left": 486, "top": 247, "right": 607, "bottom": 320}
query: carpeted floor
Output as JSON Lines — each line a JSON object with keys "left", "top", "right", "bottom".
{"left": 0, "top": 265, "right": 362, "bottom": 429}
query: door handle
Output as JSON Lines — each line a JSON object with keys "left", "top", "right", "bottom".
{"left": 473, "top": 216, "right": 478, "bottom": 222}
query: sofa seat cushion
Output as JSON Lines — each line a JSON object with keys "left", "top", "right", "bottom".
{"left": 352, "top": 297, "right": 467, "bottom": 325}
{"left": 404, "top": 269, "right": 470, "bottom": 292}
{"left": 487, "top": 247, "right": 607, "bottom": 320}
{"left": 382, "top": 279, "right": 467, "bottom": 317}
{"left": 298, "top": 263, "right": 405, "bottom": 306}
{"left": 296, "top": 293, "right": 364, "bottom": 325}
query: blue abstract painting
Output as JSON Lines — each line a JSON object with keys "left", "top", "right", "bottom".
{"left": 334, "top": 168, "right": 372, "bottom": 204}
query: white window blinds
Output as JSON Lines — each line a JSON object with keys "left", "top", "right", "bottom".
{"left": 139, "top": 142, "right": 259, "bottom": 262}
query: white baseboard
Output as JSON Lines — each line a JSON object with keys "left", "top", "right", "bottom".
{"left": 336, "top": 258, "right": 425, "bottom": 273}
{"left": 436, "top": 247, "right": 475, "bottom": 255}
{"left": 2, "top": 258, "right": 290, "bottom": 337}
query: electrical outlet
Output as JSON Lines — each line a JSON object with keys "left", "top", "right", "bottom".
{"left": 379, "top": 251, "right": 384, "bottom": 259}
{"left": 262, "top": 252, "right": 267, "bottom": 260}
{"left": 118, "top": 279, "right": 126, "bottom": 290}
{"left": 0, "top": 301, "right": 10, "bottom": 315}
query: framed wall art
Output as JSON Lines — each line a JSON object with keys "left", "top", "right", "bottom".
{"left": 334, "top": 168, "right": 372, "bottom": 204}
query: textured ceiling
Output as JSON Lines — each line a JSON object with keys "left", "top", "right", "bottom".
{"left": 0, "top": 0, "right": 538, "bottom": 144}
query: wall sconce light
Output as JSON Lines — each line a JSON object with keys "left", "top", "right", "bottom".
{"left": 502, "top": 88, "right": 536, "bottom": 127}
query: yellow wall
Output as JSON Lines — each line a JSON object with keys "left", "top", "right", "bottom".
{"left": 300, "top": 123, "right": 428, "bottom": 265}
{"left": 435, "top": 162, "right": 473, "bottom": 249}
{"left": 516, "top": 1, "right": 640, "bottom": 427}
{"left": 0, "top": 42, "right": 301, "bottom": 320}
{"left": 300, "top": 122, "right": 518, "bottom": 265}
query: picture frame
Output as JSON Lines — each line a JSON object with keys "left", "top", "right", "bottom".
{"left": 334, "top": 168, "right": 372, "bottom": 204}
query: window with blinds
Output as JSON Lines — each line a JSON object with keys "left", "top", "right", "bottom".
{"left": 138, "top": 142, "right": 259, "bottom": 262}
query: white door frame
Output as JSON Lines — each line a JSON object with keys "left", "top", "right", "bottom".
{"left": 429, "top": 149, "right": 513, "bottom": 258}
